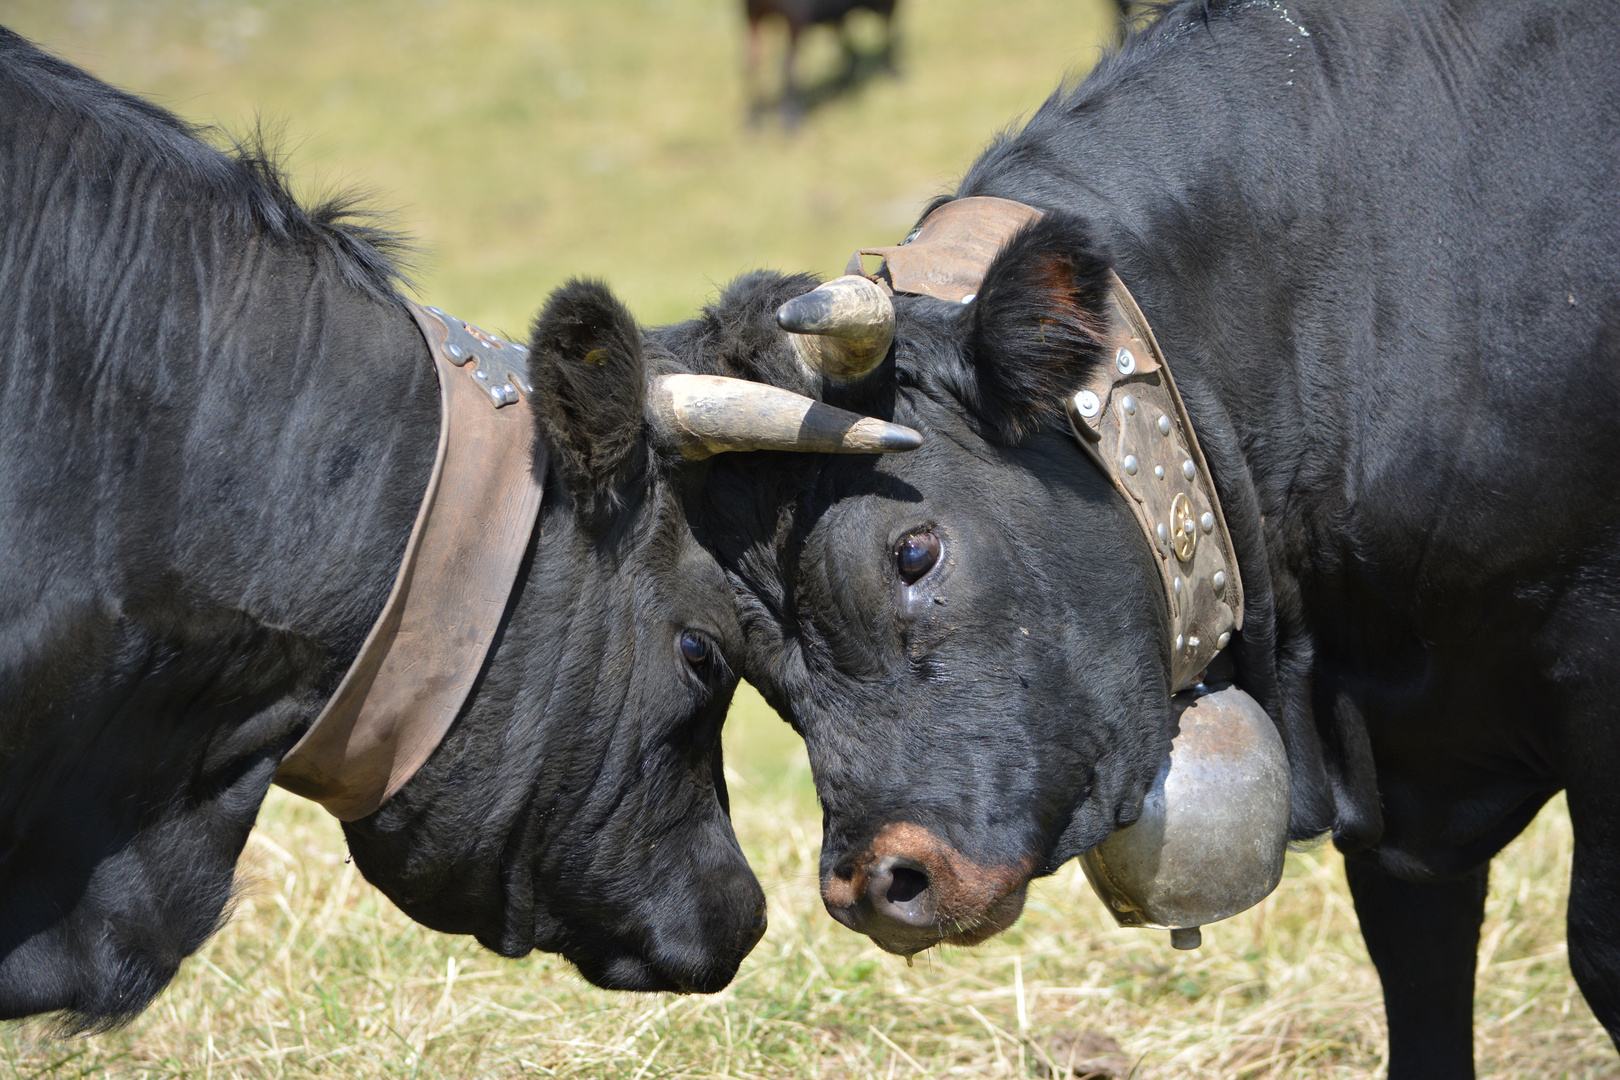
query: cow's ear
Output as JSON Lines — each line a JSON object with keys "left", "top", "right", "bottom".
{"left": 954, "top": 212, "right": 1113, "bottom": 443}
{"left": 528, "top": 279, "right": 649, "bottom": 520}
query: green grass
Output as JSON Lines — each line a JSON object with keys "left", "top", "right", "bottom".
{"left": 1, "top": 1, "right": 1613, "bottom": 1075}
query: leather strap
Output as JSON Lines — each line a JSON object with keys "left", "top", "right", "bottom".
{"left": 1065, "top": 279, "right": 1244, "bottom": 690}
{"left": 849, "top": 196, "right": 1045, "bottom": 302}
{"left": 849, "top": 196, "right": 1243, "bottom": 690}
{"left": 275, "top": 302, "right": 547, "bottom": 821}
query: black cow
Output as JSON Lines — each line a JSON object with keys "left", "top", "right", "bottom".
{"left": 0, "top": 28, "right": 770, "bottom": 1027}
{"left": 744, "top": 0, "right": 899, "bottom": 123}
{"left": 651, "top": 0, "right": 1620, "bottom": 1075}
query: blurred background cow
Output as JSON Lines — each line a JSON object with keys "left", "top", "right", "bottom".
{"left": 743, "top": 0, "right": 900, "bottom": 125}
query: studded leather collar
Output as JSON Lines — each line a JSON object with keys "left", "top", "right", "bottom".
{"left": 274, "top": 302, "right": 546, "bottom": 821}
{"left": 851, "top": 196, "right": 1244, "bottom": 691}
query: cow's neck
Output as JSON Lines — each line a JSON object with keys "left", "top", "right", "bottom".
{"left": 0, "top": 236, "right": 441, "bottom": 1026}
{"left": 958, "top": 1, "right": 1588, "bottom": 854}
{"left": 172, "top": 239, "right": 444, "bottom": 708}
{"left": 961, "top": 29, "right": 1328, "bottom": 521}
{"left": 275, "top": 301, "right": 545, "bottom": 821}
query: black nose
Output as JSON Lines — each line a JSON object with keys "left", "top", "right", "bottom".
{"left": 866, "top": 855, "right": 937, "bottom": 928}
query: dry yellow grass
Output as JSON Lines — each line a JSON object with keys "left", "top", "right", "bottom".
{"left": 1, "top": 1, "right": 1614, "bottom": 1075}
{"left": 1, "top": 689, "right": 1611, "bottom": 1078}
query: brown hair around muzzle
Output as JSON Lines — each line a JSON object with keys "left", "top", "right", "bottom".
{"left": 821, "top": 822, "right": 1035, "bottom": 956}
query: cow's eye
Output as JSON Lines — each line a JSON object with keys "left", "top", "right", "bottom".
{"left": 679, "top": 630, "right": 713, "bottom": 669}
{"left": 895, "top": 532, "right": 941, "bottom": 585}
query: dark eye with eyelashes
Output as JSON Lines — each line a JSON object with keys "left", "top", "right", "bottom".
{"left": 895, "top": 532, "right": 941, "bottom": 585}
{"left": 679, "top": 629, "right": 713, "bottom": 670}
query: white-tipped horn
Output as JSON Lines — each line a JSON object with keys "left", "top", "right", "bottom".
{"left": 649, "top": 374, "right": 921, "bottom": 460}
{"left": 776, "top": 275, "right": 896, "bottom": 383}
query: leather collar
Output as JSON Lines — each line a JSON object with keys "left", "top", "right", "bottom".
{"left": 275, "top": 301, "right": 547, "bottom": 821}
{"left": 850, "top": 196, "right": 1244, "bottom": 690}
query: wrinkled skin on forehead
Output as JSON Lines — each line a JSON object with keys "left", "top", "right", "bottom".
{"left": 653, "top": 255, "right": 1176, "bottom": 954}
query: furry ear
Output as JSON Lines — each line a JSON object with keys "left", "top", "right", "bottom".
{"left": 955, "top": 212, "right": 1113, "bottom": 442}
{"left": 528, "top": 279, "right": 649, "bottom": 520}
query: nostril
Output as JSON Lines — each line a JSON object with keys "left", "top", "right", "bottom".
{"left": 886, "top": 865, "right": 929, "bottom": 905}
{"left": 867, "top": 855, "right": 936, "bottom": 928}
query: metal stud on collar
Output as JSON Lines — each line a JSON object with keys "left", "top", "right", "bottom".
{"left": 423, "top": 306, "right": 534, "bottom": 409}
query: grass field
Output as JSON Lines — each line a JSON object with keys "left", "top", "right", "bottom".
{"left": 1, "top": 1, "right": 1614, "bottom": 1075}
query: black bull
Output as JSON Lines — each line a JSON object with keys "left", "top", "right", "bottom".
{"left": 0, "top": 28, "right": 771, "bottom": 1026}
{"left": 601, "top": 0, "right": 1619, "bottom": 1074}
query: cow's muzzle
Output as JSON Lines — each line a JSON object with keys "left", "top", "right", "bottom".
{"left": 821, "top": 823, "right": 1033, "bottom": 955}
{"left": 569, "top": 896, "right": 768, "bottom": 994}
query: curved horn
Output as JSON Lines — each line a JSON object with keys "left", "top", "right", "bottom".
{"left": 776, "top": 275, "right": 896, "bottom": 383}
{"left": 649, "top": 374, "right": 921, "bottom": 460}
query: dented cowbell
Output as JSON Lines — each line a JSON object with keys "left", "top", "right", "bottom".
{"left": 1080, "top": 686, "right": 1289, "bottom": 950}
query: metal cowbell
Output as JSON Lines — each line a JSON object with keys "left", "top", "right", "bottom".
{"left": 1079, "top": 686, "right": 1290, "bottom": 948}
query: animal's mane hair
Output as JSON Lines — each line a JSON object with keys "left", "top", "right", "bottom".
{"left": 0, "top": 26, "right": 411, "bottom": 301}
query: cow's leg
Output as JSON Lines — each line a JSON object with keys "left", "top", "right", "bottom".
{"left": 1566, "top": 791, "right": 1620, "bottom": 1048}
{"left": 879, "top": 12, "right": 898, "bottom": 72}
{"left": 836, "top": 19, "right": 857, "bottom": 78}
{"left": 1344, "top": 854, "right": 1488, "bottom": 1080}
{"left": 745, "top": 19, "right": 766, "bottom": 125}
{"left": 780, "top": 25, "right": 803, "bottom": 126}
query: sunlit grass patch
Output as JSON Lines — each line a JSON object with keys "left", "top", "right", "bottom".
{"left": 1, "top": 691, "right": 1609, "bottom": 1077}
